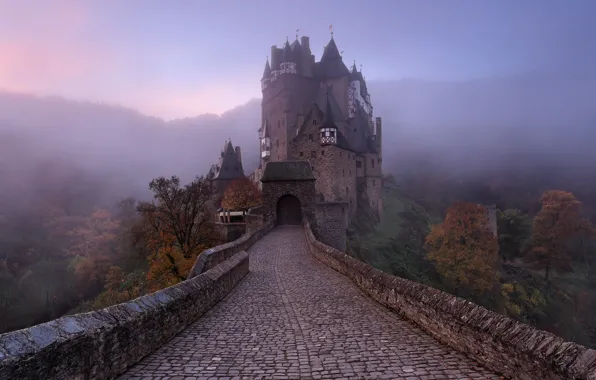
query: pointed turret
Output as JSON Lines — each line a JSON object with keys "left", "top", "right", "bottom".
{"left": 318, "top": 36, "right": 349, "bottom": 78}
{"left": 282, "top": 38, "right": 292, "bottom": 61}
{"left": 351, "top": 60, "right": 358, "bottom": 73}
{"left": 261, "top": 58, "right": 271, "bottom": 91}
{"left": 262, "top": 59, "right": 271, "bottom": 79}
{"left": 320, "top": 91, "right": 338, "bottom": 146}
{"left": 280, "top": 38, "right": 297, "bottom": 75}
{"left": 321, "top": 37, "right": 341, "bottom": 62}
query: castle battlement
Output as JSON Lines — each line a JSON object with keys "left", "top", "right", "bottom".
{"left": 256, "top": 34, "right": 383, "bottom": 223}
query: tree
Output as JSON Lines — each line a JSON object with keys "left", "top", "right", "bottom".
{"left": 144, "top": 231, "right": 202, "bottom": 292}
{"left": 425, "top": 202, "right": 499, "bottom": 295}
{"left": 525, "top": 190, "right": 594, "bottom": 282}
{"left": 137, "top": 176, "right": 215, "bottom": 259}
{"left": 497, "top": 209, "right": 531, "bottom": 262}
{"left": 65, "top": 208, "right": 120, "bottom": 293}
{"left": 221, "top": 178, "right": 262, "bottom": 211}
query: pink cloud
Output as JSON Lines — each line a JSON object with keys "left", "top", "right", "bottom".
{"left": 0, "top": 0, "right": 260, "bottom": 118}
{"left": 0, "top": 1, "right": 114, "bottom": 93}
{"left": 127, "top": 82, "right": 259, "bottom": 120}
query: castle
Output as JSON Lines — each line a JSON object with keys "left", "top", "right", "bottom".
{"left": 250, "top": 33, "right": 383, "bottom": 223}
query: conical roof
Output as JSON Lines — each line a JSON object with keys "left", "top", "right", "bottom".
{"left": 321, "top": 38, "right": 341, "bottom": 61}
{"left": 317, "top": 37, "right": 349, "bottom": 78}
{"left": 282, "top": 39, "right": 293, "bottom": 62}
{"left": 262, "top": 59, "right": 271, "bottom": 79}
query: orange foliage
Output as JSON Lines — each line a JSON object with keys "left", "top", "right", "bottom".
{"left": 144, "top": 230, "right": 206, "bottom": 292}
{"left": 65, "top": 208, "right": 120, "bottom": 285}
{"left": 221, "top": 178, "right": 262, "bottom": 211}
{"left": 425, "top": 202, "right": 499, "bottom": 294}
{"left": 526, "top": 190, "right": 594, "bottom": 281}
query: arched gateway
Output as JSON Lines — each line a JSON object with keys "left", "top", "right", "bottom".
{"left": 276, "top": 195, "right": 302, "bottom": 225}
{"left": 260, "top": 161, "right": 316, "bottom": 226}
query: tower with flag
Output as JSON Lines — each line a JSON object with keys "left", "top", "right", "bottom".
{"left": 254, "top": 28, "right": 384, "bottom": 224}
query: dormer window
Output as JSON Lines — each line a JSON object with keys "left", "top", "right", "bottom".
{"left": 320, "top": 127, "right": 337, "bottom": 145}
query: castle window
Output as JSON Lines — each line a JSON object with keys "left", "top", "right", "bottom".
{"left": 299, "top": 151, "right": 303, "bottom": 157}
{"left": 346, "top": 186, "right": 349, "bottom": 194}
{"left": 321, "top": 150, "right": 325, "bottom": 156}
{"left": 371, "top": 159, "right": 375, "bottom": 168}
{"left": 313, "top": 119, "right": 317, "bottom": 125}
{"left": 343, "top": 169, "right": 345, "bottom": 177}
{"left": 276, "top": 139, "right": 279, "bottom": 147}
{"left": 373, "top": 179, "right": 376, "bottom": 186}
{"left": 356, "top": 161, "right": 362, "bottom": 168}
{"left": 378, "top": 158, "right": 381, "bottom": 164}
{"left": 311, "top": 151, "right": 316, "bottom": 158}
{"left": 309, "top": 134, "right": 313, "bottom": 141}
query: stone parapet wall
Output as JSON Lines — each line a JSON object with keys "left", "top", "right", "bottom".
{"left": 303, "top": 220, "right": 596, "bottom": 380}
{"left": 0, "top": 250, "right": 250, "bottom": 380}
{"left": 188, "top": 220, "right": 274, "bottom": 279}
{"left": 314, "top": 202, "right": 348, "bottom": 252}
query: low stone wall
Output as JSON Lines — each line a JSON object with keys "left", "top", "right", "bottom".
{"left": 0, "top": 250, "right": 250, "bottom": 380}
{"left": 303, "top": 220, "right": 596, "bottom": 380}
{"left": 188, "top": 220, "right": 274, "bottom": 279}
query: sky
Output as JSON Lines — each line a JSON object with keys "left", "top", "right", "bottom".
{"left": 1, "top": 0, "right": 595, "bottom": 120}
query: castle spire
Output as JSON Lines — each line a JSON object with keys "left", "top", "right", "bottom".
{"left": 262, "top": 58, "right": 271, "bottom": 79}
{"left": 352, "top": 60, "right": 358, "bottom": 73}
{"left": 282, "top": 38, "right": 292, "bottom": 61}
{"left": 321, "top": 37, "right": 341, "bottom": 62}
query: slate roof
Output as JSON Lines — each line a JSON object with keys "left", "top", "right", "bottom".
{"left": 260, "top": 161, "right": 316, "bottom": 182}
{"left": 347, "top": 103, "right": 377, "bottom": 153}
{"left": 316, "top": 38, "right": 349, "bottom": 78}
{"left": 213, "top": 140, "right": 245, "bottom": 180}
{"left": 313, "top": 86, "right": 345, "bottom": 124}
{"left": 262, "top": 59, "right": 271, "bottom": 79}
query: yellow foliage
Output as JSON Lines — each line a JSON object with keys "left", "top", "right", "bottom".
{"left": 145, "top": 231, "right": 206, "bottom": 292}
{"left": 425, "top": 202, "right": 499, "bottom": 294}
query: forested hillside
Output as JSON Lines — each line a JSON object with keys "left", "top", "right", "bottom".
{"left": 349, "top": 158, "right": 596, "bottom": 348}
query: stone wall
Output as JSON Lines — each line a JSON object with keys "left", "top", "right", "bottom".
{"left": 188, "top": 220, "right": 274, "bottom": 279}
{"left": 262, "top": 179, "right": 316, "bottom": 227}
{"left": 303, "top": 220, "right": 596, "bottom": 380}
{"left": 214, "top": 222, "right": 246, "bottom": 244}
{"left": 314, "top": 202, "right": 348, "bottom": 252}
{"left": 0, "top": 250, "right": 250, "bottom": 380}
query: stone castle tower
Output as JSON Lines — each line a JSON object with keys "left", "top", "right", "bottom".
{"left": 209, "top": 139, "right": 245, "bottom": 197}
{"left": 252, "top": 33, "right": 383, "bottom": 223}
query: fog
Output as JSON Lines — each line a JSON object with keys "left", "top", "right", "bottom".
{"left": 1, "top": 68, "right": 595, "bottom": 209}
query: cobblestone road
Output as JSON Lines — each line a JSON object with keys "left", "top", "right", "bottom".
{"left": 121, "top": 226, "right": 499, "bottom": 380}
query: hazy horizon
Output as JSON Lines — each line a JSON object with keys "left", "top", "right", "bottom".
{"left": 2, "top": 0, "right": 595, "bottom": 119}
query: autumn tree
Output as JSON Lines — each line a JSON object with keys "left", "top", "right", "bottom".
{"left": 425, "top": 202, "right": 499, "bottom": 295}
{"left": 137, "top": 175, "right": 215, "bottom": 259}
{"left": 137, "top": 176, "right": 216, "bottom": 290}
{"left": 221, "top": 178, "right": 262, "bottom": 211}
{"left": 65, "top": 208, "right": 120, "bottom": 294}
{"left": 526, "top": 190, "right": 595, "bottom": 282}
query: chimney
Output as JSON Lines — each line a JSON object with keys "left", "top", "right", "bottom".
{"left": 300, "top": 36, "right": 310, "bottom": 52}
{"left": 235, "top": 146, "right": 242, "bottom": 163}
{"left": 270, "top": 45, "right": 278, "bottom": 69}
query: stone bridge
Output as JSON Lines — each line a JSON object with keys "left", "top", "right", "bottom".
{"left": 1, "top": 162, "right": 596, "bottom": 379}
